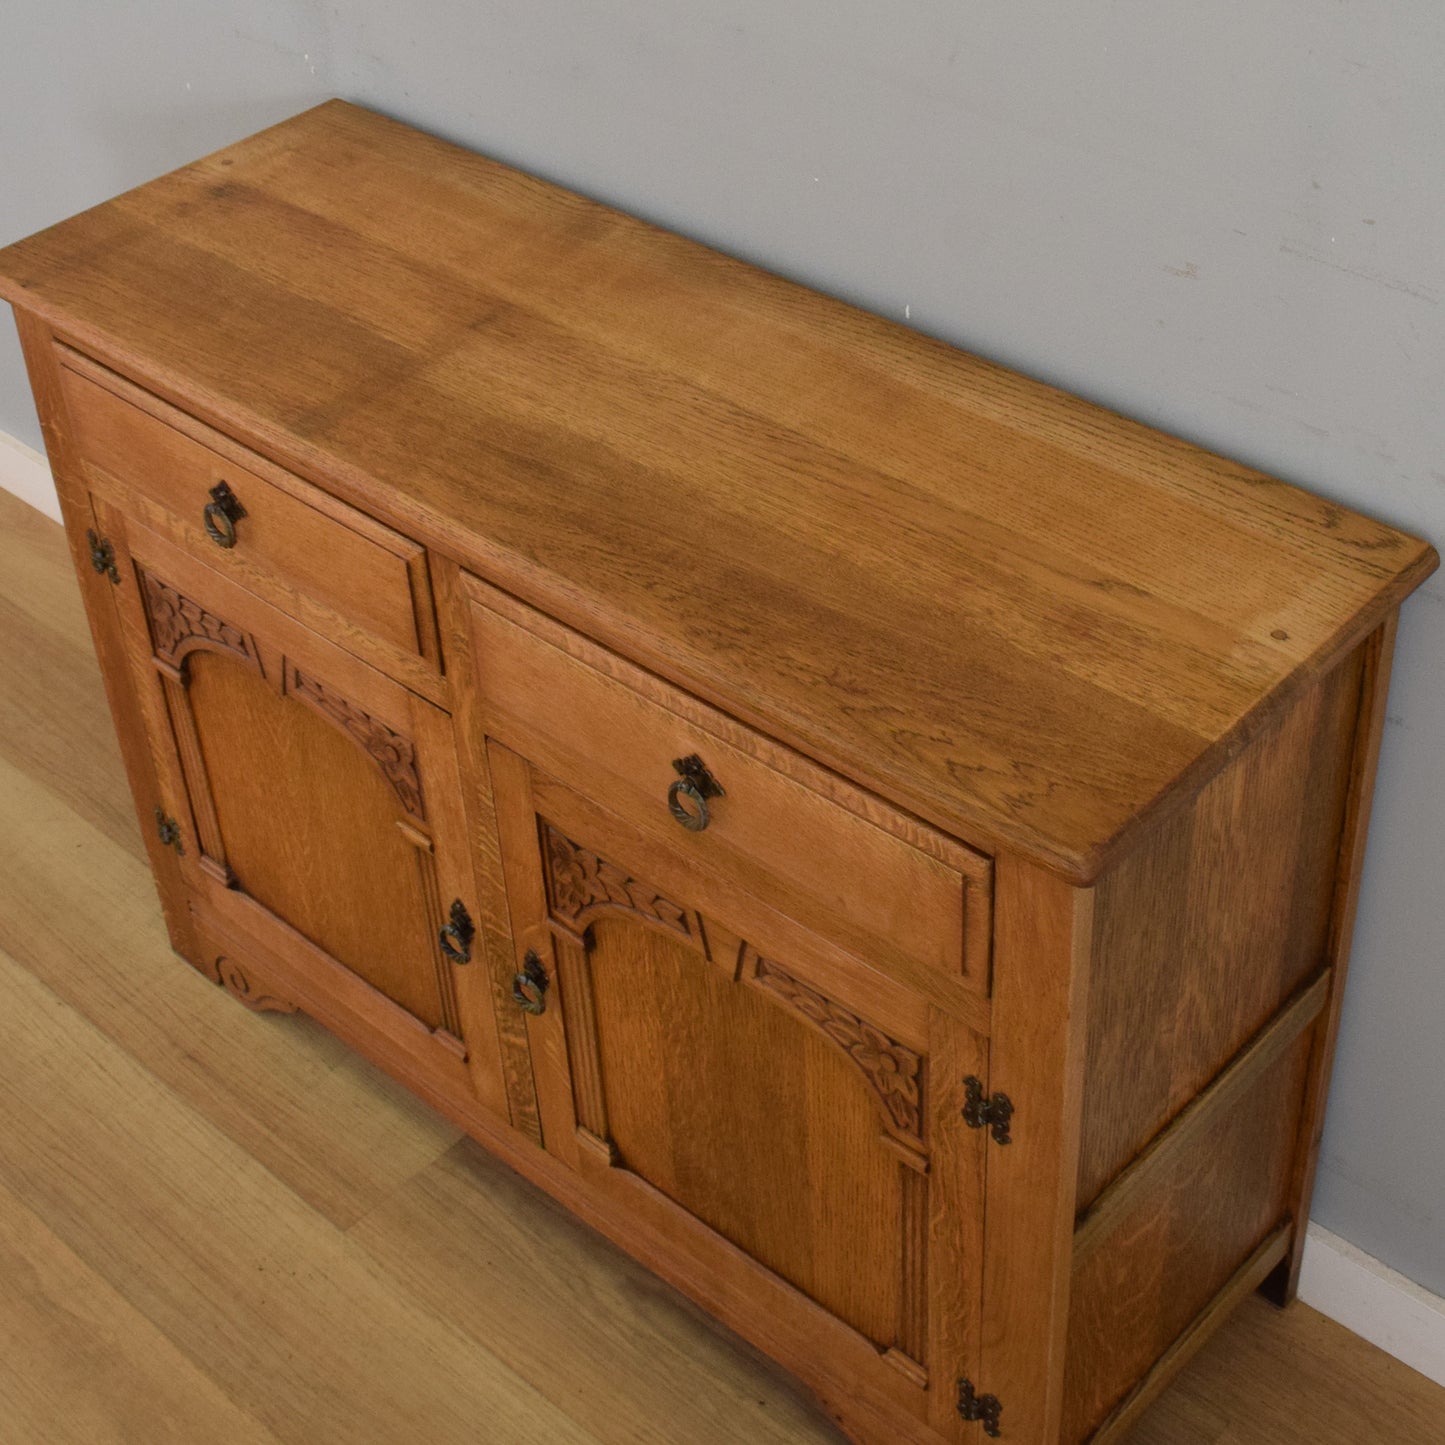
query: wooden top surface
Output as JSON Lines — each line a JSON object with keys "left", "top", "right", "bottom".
{"left": 1, "top": 100, "right": 1434, "bottom": 881}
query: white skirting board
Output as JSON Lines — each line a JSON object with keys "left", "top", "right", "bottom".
{"left": 1299, "top": 1223, "right": 1445, "bottom": 1386}
{"left": 0, "top": 427, "right": 61, "bottom": 523}
{"left": 1, "top": 433, "right": 1444, "bottom": 1389}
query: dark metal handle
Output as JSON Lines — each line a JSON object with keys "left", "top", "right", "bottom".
{"left": 667, "top": 777, "right": 710, "bottom": 831}
{"left": 668, "top": 754, "right": 724, "bottom": 832}
{"left": 203, "top": 481, "right": 247, "bottom": 549}
{"left": 512, "top": 949, "right": 549, "bottom": 1015}
{"left": 438, "top": 899, "right": 475, "bottom": 964}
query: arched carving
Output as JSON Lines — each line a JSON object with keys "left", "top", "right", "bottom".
{"left": 750, "top": 952, "right": 924, "bottom": 1140}
{"left": 141, "top": 571, "right": 260, "bottom": 674}
{"left": 542, "top": 825, "right": 696, "bottom": 942}
{"left": 537, "top": 826, "right": 922, "bottom": 1140}
{"left": 283, "top": 662, "right": 426, "bottom": 821}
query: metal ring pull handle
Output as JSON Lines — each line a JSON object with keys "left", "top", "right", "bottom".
{"left": 667, "top": 754, "right": 725, "bottom": 833}
{"left": 438, "top": 899, "right": 475, "bottom": 964}
{"left": 203, "top": 480, "right": 247, "bottom": 549}
{"left": 512, "top": 949, "right": 549, "bottom": 1015}
{"left": 667, "top": 778, "right": 710, "bottom": 831}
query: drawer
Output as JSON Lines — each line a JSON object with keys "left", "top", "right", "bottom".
{"left": 466, "top": 577, "right": 992, "bottom": 994}
{"left": 58, "top": 352, "right": 439, "bottom": 674}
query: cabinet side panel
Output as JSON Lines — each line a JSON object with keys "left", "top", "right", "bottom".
{"left": 1062, "top": 1029, "right": 1313, "bottom": 1444}
{"left": 1077, "top": 649, "right": 1364, "bottom": 1208}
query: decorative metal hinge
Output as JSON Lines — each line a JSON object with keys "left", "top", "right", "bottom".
{"left": 154, "top": 807, "right": 184, "bottom": 854}
{"left": 957, "top": 1377, "right": 1003, "bottom": 1437}
{"left": 962, "top": 1076, "right": 1014, "bottom": 1144}
{"left": 87, "top": 529, "right": 121, "bottom": 585}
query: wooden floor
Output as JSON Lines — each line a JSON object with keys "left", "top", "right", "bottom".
{"left": 1, "top": 482, "right": 1442, "bottom": 1445}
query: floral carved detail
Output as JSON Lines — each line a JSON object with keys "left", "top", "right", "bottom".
{"left": 753, "top": 955, "right": 924, "bottom": 1138}
{"left": 215, "top": 957, "right": 296, "bottom": 1014}
{"left": 284, "top": 663, "right": 425, "bottom": 820}
{"left": 543, "top": 825, "right": 692, "bottom": 940}
{"left": 141, "top": 572, "right": 260, "bottom": 673}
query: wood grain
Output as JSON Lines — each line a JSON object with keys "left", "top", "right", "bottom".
{"left": 2, "top": 486, "right": 1442, "bottom": 1445}
{"left": 0, "top": 944, "right": 594, "bottom": 1445}
{"left": 1088, "top": 1228, "right": 1292, "bottom": 1445}
{"left": 0, "top": 485, "right": 140, "bottom": 858}
{"left": 1, "top": 100, "right": 1434, "bottom": 881}
{"left": 587, "top": 915, "right": 908, "bottom": 1349}
{"left": 980, "top": 858, "right": 1095, "bottom": 1444}
{"left": 1268, "top": 613, "right": 1401, "bottom": 1304}
{"left": 0, "top": 1175, "right": 282, "bottom": 1445}
{"left": 1078, "top": 649, "right": 1364, "bottom": 1209}
{"left": 187, "top": 647, "right": 445, "bottom": 1020}
{"left": 82, "top": 503, "right": 508, "bottom": 1107}
{"left": 60, "top": 353, "right": 436, "bottom": 675}
{"left": 0, "top": 748, "right": 460, "bottom": 1232}
{"left": 467, "top": 577, "right": 991, "bottom": 991}
{"left": 487, "top": 738, "right": 584, "bottom": 1170}
{"left": 486, "top": 744, "right": 978, "bottom": 1432}
{"left": 2, "top": 101, "right": 1437, "bottom": 1445}
{"left": 1062, "top": 1032, "right": 1315, "bottom": 1442}
{"left": 12, "top": 307, "right": 205, "bottom": 969}
{"left": 1074, "top": 970, "right": 1331, "bottom": 1267}
{"left": 346, "top": 1139, "right": 843, "bottom": 1445}
{"left": 525, "top": 761, "right": 950, "bottom": 1045}
{"left": 430, "top": 555, "right": 542, "bottom": 1139}
{"left": 1125, "top": 1292, "right": 1445, "bottom": 1445}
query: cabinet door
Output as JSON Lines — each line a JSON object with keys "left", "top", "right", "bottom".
{"left": 489, "top": 740, "right": 987, "bottom": 1440}
{"left": 99, "top": 501, "right": 506, "bottom": 1117}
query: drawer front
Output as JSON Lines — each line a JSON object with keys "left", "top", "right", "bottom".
{"left": 466, "top": 578, "right": 992, "bottom": 996}
{"left": 59, "top": 354, "right": 435, "bottom": 670}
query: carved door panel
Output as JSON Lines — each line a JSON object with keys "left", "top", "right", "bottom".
{"left": 488, "top": 740, "right": 988, "bottom": 1439}
{"left": 98, "top": 501, "right": 507, "bottom": 1117}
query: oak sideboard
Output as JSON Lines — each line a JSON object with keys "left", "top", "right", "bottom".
{"left": 1, "top": 101, "right": 1435, "bottom": 1445}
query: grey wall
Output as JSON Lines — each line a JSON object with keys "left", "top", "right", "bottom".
{"left": 4, "top": 3, "right": 1442, "bottom": 1294}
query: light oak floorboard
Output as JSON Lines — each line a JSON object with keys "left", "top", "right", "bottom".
{"left": 0, "top": 1175, "right": 282, "bottom": 1445}
{"left": 347, "top": 1136, "right": 840, "bottom": 1445}
{"left": 0, "top": 569, "right": 140, "bottom": 858}
{"left": 0, "top": 941, "right": 591, "bottom": 1445}
{"left": 1124, "top": 1293, "right": 1445, "bottom": 1444}
{"left": 2, "top": 485, "right": 1443, "bottom": 1443}
{"left": 0, "top": 479, "right": 92, "bottom": 651}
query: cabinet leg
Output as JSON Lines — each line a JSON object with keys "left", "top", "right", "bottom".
{"left": 1258, "top": 1252, "right": 1296, "bottom": 1309}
